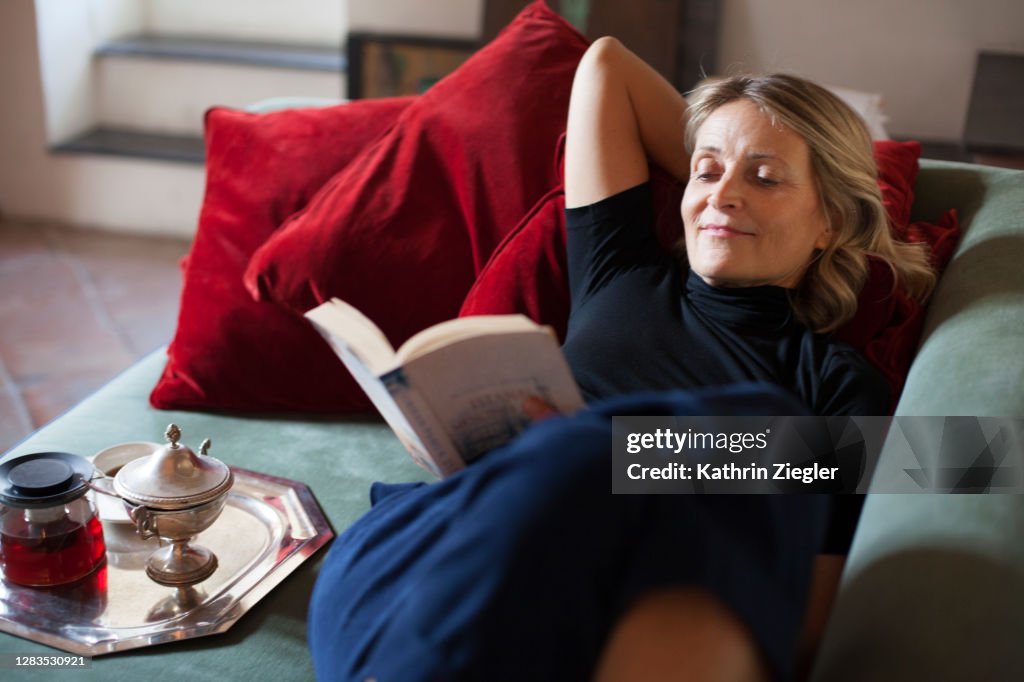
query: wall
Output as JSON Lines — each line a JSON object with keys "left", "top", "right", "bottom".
{"left": 0, "top": 0, "right": 49, "bottom": 219}
{"left": 719, "top": 0, "right": 1024, "bottom": 140}
{"left": 34, "top": 0, "right": 142, "bottom": 144}
{"left": 4, "top": 0, "right": 1023, "bottom": 234}
{"left": 143, "top": 0, "right": 345, "bottom": 45}
{"left": 349, "top": 0, "right": 481, "bottom": 38}
{"left": 0, "top": 0, "right": 204, "bottom": 235}
{"left": 378, "top": 0, "right": 1024, "bottom": 140}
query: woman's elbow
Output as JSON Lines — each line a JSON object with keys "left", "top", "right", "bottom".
{"left": 576, "top": 36, "right": 624, "bottom": 76}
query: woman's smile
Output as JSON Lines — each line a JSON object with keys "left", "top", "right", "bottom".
{"left": 699, "top": 223, "right": 755, "bottom": 238}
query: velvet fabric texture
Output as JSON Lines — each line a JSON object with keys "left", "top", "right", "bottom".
{"left": 157, "top": 1, "right": 589, "bottom": 414}
{"left": 243, "top": 2, "right": 590, "bottom": 350}
{"left": 460, "top": 141, "right": 961, "bottom": 405}
{"left": 151, "top": 98, "right": 413, "bottom": 412}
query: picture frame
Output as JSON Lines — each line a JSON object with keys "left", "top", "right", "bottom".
{"left": 346, "top": 33, "right": 480, "bottom": 99}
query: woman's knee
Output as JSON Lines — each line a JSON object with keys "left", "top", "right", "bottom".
{"left": 593, "top": 587, "right": 771, "bottom": 682}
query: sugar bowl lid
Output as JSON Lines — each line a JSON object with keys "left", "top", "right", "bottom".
{"left": 113, "top": 424, "right": 232, "bottom": 510}
{"left": 0, "top": 452, "right": 96, "bottom": 509}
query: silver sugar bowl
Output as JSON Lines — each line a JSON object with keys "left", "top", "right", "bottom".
{"left": 106, "top": 424, "right": 233, "bottom": 586}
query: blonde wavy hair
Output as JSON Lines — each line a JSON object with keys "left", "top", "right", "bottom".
{"left": 684, "top": 74, "right": 936, "bottom": 333}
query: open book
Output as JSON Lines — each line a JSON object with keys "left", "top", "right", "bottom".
{"left": 306, "top": 299, "right": 585, "bottom": 478}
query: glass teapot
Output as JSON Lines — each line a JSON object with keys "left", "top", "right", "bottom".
{"left": 0, "top": 452, "right": 106, "bottom": 587}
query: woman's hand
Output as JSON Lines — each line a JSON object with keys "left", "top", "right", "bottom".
{"left": 522, "top": 396, "right": 559, "bottom": 422}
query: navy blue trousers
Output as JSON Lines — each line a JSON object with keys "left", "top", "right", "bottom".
{"left": 308, "top": 385, "right": 830, "bottom": 681}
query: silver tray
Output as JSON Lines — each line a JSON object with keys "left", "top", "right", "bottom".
{"left": 0, "top": 467, "right": 334, "bottom": 655}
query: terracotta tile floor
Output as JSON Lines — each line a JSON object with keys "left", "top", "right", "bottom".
{"left": 0, "top": 219, "right": 191, "bottom": 454}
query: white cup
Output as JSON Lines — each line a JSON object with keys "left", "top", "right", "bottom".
{"left": 90, "top": 441, "right": 160, "bottom": 523}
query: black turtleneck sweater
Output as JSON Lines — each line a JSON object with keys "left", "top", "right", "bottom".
{"left": 562, "top": 182, "right": 889, "bottom": 553}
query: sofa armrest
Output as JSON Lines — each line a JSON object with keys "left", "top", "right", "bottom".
{"left": 812, "top": 161, "right": 1024, "bottom": 681}
{"left": 901, "top": 160, "right": 1024, "bottom": 415}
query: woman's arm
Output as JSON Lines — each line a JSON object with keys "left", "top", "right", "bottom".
{"left": 564, "top": 36, "right": 690, "bottom": 209}
{"left": 796, "top": 555, "right": 845, "bottom": 679}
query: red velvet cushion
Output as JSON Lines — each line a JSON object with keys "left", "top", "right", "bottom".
{"left": 834, "top": 209, "right": 960, "bottom": 403}
{"left": 874, "top": 139, "right": 921, "bottom": 227}
{"left": 460, "top": 141, "right": 961, "bottom": 406}
{"left": 467, "top": 186, "right": 572, "bottom": 340}
{"left": 151, "top": 98, "right": 414, "bottom": 412}
{"left": 243, "top": 0, "right": 590, "bottom": 362}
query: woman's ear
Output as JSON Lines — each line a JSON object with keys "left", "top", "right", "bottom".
{"left": 815, "top": 205, "right": 840, "bottom": 250}
{"left": 814, "top": 224, "right": 831, "bottom": 250}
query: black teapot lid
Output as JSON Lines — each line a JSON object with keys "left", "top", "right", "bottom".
{"left": 0, "top": 452, "right": 95, "bottom": 509}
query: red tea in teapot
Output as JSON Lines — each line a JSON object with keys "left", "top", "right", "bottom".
{"left": 1, "top": 511, "right": 106, "bottom": 586}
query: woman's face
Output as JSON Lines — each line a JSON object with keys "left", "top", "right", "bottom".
{"left": 681, "top": 99, "right": 830, "bottom": 288}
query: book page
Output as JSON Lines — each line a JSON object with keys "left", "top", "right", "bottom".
{"left": 306, "top": 299, "right": 398, "bottom": 374}
{"left": 401, "top": 330, "right": 585, "bottom": 463}
{"left": 325, "top": 333, "right": 442, "bottom": 473}
{"left": 306, "top": 311, "right": 441, "bottom": 477}
{"left": 395, "top": 314, "right": 539, "bottom": 365}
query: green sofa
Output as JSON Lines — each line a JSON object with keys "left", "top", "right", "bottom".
{"left": 811, "top": 160, "right": 1024, "bottom": 681}
{"left": 1, "top": 159, "right": 1022, "bottom": 680}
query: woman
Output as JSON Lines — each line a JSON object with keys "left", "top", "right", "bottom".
{"left": 562, "top": 37, "right": 932, "bottom": 411}
{"left": 308, "top": 38, "right": 934, "bottom": 682}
